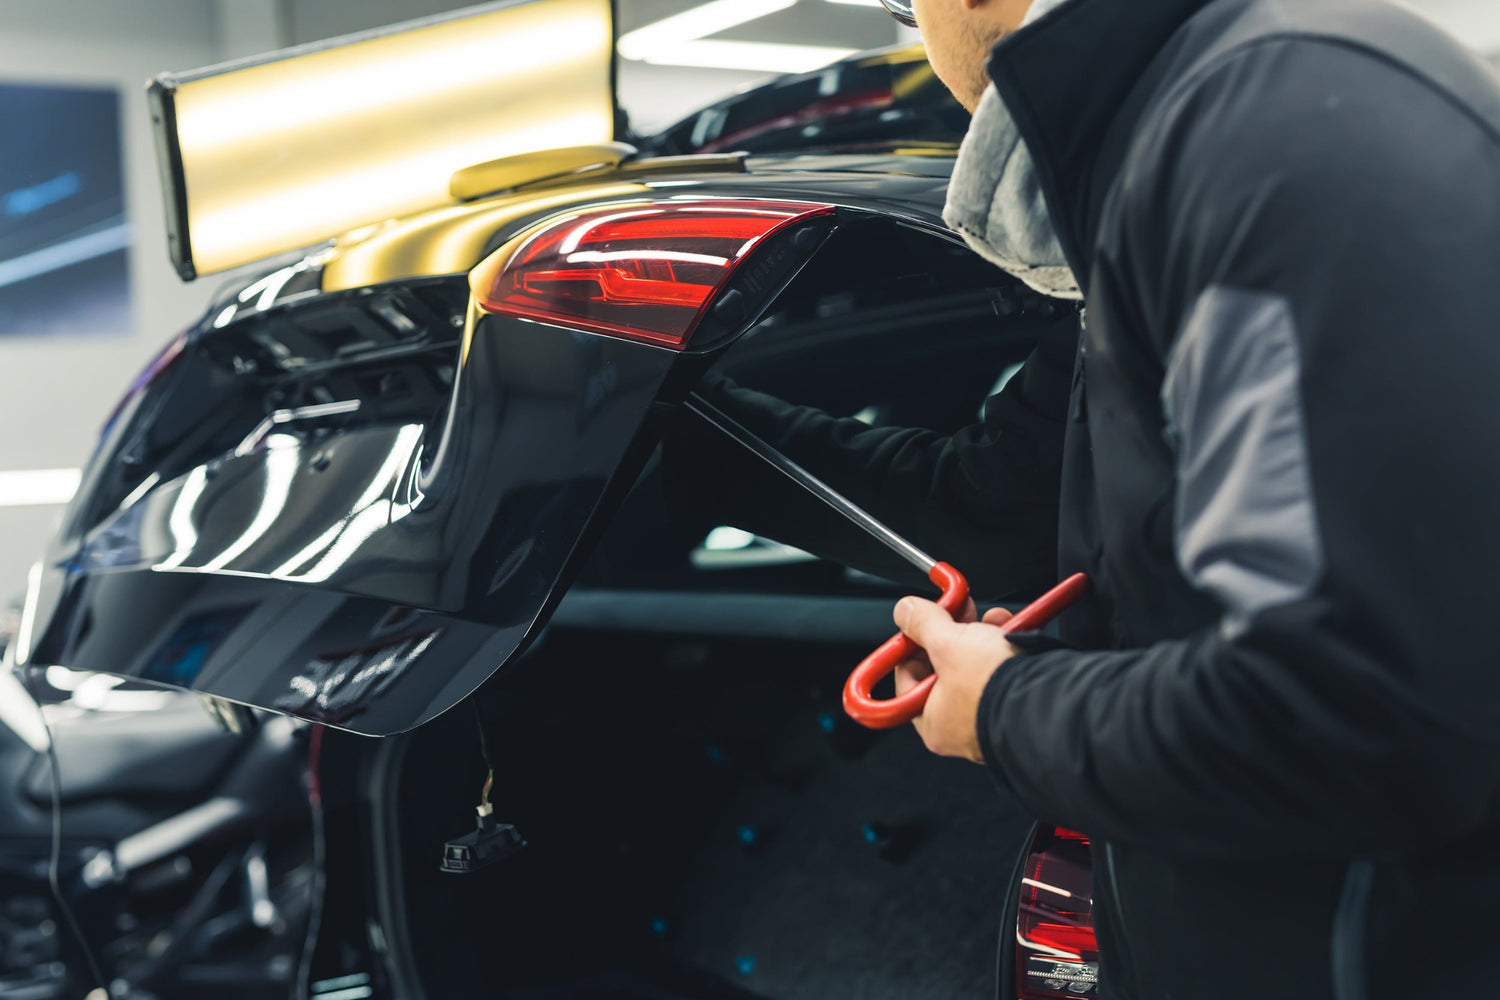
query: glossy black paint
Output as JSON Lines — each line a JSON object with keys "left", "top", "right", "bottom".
{"left": 27, "top": 200, "right": 842, "bottom": 734}
{"left": 30, "top": 314, "right": 681, "bottom": 736}
{"left": 639, "top": 47, "right": 965, "bottom": 157}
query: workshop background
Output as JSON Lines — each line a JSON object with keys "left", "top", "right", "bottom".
{"left": 0, "top": 0, "right": 1494, "bottom": 597}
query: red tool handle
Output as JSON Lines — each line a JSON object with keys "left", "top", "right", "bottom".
{"left": 842, "top": 571, "right": 1091, "bottom": 730}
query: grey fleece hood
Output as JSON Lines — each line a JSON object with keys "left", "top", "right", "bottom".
{"left": 942, "top": 0, "right": 1083, "bottom": 300}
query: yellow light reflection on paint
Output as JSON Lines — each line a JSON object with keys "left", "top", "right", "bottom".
{"left": 321, "top": 183, "right": 650, "bottom": 291}
{"left": 164, "top": 0, "right": 615, "bottom": 276}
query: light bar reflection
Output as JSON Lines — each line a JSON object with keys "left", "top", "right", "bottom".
{"left": 0, "top": 468, "right": 81, "bottom": 508}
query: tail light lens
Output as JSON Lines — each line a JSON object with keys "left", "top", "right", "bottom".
{"left": 1016, "top": 827, "right": 1099, "bottom": 999}
{"left": 470, "top": 199, "right": 833, "bottom": 349}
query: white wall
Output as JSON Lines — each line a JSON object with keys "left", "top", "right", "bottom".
{"left": 216, "top": 0, "right": 293, "bottom": 60}
{"left": 0, "top": 0, "right": 226, "bottom": 599}
{"left": 1408, "top": 0, "right": 1500, "bottom": 56}
{"left": 285, "top": 0, "right": 454, "bottom": 41}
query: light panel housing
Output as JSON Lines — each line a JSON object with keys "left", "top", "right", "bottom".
{"left": 148, "top": 0, "right": 617, "bottom": 280}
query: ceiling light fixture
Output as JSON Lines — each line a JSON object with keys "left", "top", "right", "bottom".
{"left": 618, "top": 0, "right": 795, "bottom": 58}
{"left": 0, "top": 469, "right": 82, "bottom": 508}
{"left": 618, "top": 0, "right": 858, "bottom": 73}
{"left": 641, "top": 39, "right": 860, "bottom": 73}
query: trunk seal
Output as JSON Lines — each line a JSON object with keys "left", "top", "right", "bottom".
{"left": 996, "top": 821, "right": 1041, "bottom": 998}
{"left": 1100, "top": 842, "right": 1142, "bottom": 999}
{"left": 1332, "top": 859, "right": 1374, "bottom": 1000}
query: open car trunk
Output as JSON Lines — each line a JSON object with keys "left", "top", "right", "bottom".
{"left": 19, "top": 189, "right": 849, "bottom": 736}
{"left": 369, "top": 624, "right": 1034, "bottom": 1000}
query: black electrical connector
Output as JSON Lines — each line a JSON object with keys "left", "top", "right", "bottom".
{"left": 444, "top": 697, "right": 526, "bottom": 873}
{"left": 441, "top": 804, "right": 526, "bottom": 874}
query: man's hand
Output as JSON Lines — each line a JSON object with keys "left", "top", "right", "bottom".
{"left": 892, "top": 598, "right": 1020, "bottom": 763}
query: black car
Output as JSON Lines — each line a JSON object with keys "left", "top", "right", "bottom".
{"left": 3, "top": 7, "right": 1094, "bottom": 998}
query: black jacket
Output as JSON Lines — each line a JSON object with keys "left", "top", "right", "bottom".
{"left": 678, "top": 0, "right": 1500, "bottom": 996}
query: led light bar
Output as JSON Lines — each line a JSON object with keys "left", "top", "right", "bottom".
{"left": 149, "top": 0, "right": 617, "bottom": 280}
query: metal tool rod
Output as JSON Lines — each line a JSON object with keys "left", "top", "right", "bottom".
{"left": 685, "top": 393, "right": 939, "bottom": 575}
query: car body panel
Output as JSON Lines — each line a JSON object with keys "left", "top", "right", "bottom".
{"left": 23, "top": 192, "right": 857, "bottom": 734}
{"left": 321, "top": 181, "right": 651, "bottom": 291}
{"left": 27, "top": 307, "right": 689, "bottom": 735}
{"left": 319, "top": 155, "right": 954, "bottom": 291}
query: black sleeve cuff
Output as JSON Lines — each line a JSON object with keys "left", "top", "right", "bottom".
{"left": 976, "top": 654, "right": 1021, "bottom": 786}
{"left": 976, "top": 624, "right": 1078, "bottom": 781}
{"left": 1002, "top": 629, "right": 1074, "bottom": 655}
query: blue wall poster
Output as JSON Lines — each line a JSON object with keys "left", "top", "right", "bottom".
{"left": 0, "top": 82, "right": 132, "bottom": 337}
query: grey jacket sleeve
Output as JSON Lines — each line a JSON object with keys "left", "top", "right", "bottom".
{"left": 977, "top": 41, "right": 1500, "bottom": 856}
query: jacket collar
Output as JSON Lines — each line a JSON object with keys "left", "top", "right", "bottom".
{"left": 986, "top": 0, "right": 1214, "bottom": 286}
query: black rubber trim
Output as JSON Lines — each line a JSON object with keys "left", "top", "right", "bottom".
{"left": 553, "top": 589, "right": 1026, "bottom": 643}
{"left": 1332, "top": 859, "right": 1374, "bottom": 1000}
{"left": 146, "top": 77, "right": 195, "bottom": 282}
{"left": 364, "top": 735, "right": 428, "bottom": 1000}
{"left": 996, "top": 821, "right": 1041, "bottom": 1000}
{"left": 552, "top": 589, "right": 902, "bottom": 643}
{"left": 608, "top": 0, "right": 623, "bottom": 142}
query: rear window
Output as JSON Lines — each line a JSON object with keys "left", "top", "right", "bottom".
{"left": 641, "top": 46, "right": 968, "bottom": 156}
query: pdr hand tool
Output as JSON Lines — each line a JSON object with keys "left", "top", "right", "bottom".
{"left": 685, "top": 393, "right": 1089, "bottom": 730}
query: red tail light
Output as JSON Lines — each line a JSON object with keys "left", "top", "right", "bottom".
{"left": 470, "top": 200, "right": 834, "bottom": 349}
{"left": 1016, "top": 827, "right": 1099, "bottom": 1000}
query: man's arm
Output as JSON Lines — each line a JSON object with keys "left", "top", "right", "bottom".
{"left": 664, "top": 315, "right": 1077, "bottom": 600}
{"left": 926, "top": 40, "right": 1500, "bottom": 856}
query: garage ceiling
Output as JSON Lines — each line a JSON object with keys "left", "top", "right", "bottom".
{"left": 617, "top": 0, "right": 895, "bottom": 47}
{"left": 281, "top": 0, "right": 1500, "bottom": 63}
{"left": 287, "top": 0, "right": 899, "bottom": 56}
{"left": 1405, "top": 0, "right": 1500, "bottom": 55}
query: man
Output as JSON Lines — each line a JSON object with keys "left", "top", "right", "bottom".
{"left": 676, "top": 0, "right": 1500, "bottom": 995}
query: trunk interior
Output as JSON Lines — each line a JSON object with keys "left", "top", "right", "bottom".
{"left": 374, "top": 627, "right": 1033, "bottom": 999}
